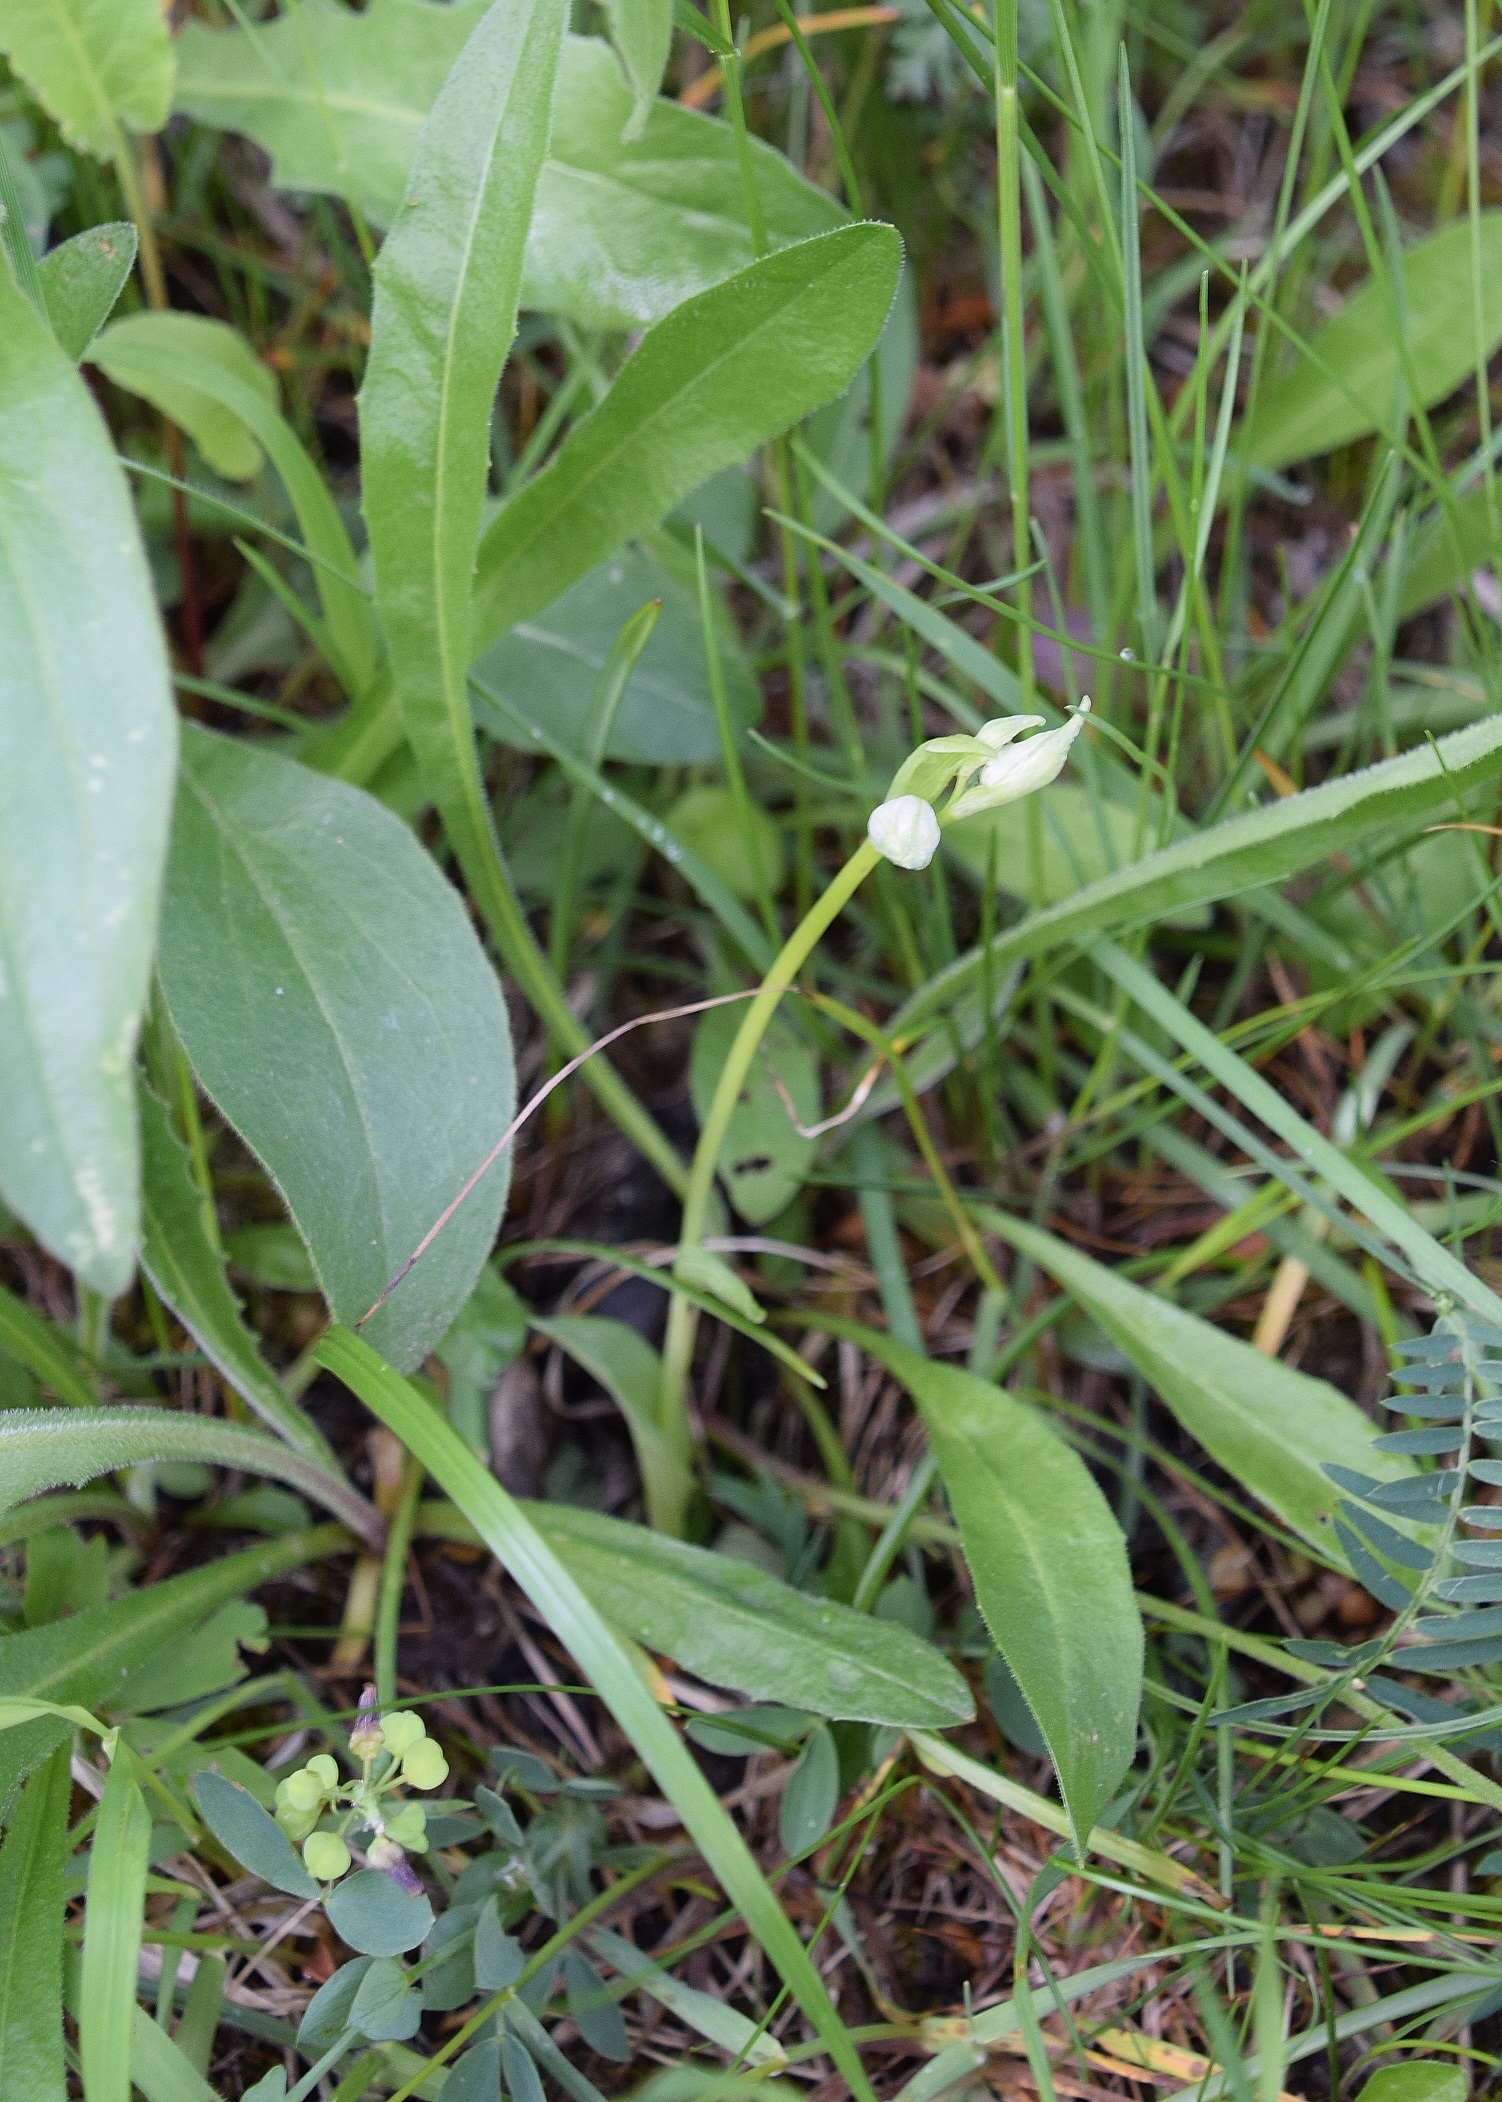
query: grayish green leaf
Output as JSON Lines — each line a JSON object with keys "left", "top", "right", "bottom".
{"left": 158, "top": 727, "right": 516, "bottom": 1375}
{"left": 91, "top": 312, "right": 278, "bottom": 481}
{"left": 0, "top": 248, "right": 176, "bottom": 1293}
{"left": 599, "top": 0, "right": 672, "bottom": 137}
{"left": 779, "top": 1723, "right": 839, "bottom": 1857}
{"left": 36, "top": 220, "right": 134, "bottom": 360}
{"left": 326, "top": 1869, "right": 435, "bottom": 1957}
{"left": 350, "top": 1955, "right": 422, "bottom": 2041}
{"left": 1248, "top": 215, "right": 1502, "bottom": 468}
{"left": 173, "top": 17, "right": 842, "bottom": 322}
{"left": 472, "top": 542, "right": 760, "bottom": 765}
{"left": 530, "top": 1314, "right": 692, "bottom": 1538}
{"left": 192, "top": 1771, "right": 318, "bottom": 1900}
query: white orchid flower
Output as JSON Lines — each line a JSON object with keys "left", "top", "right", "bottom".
{"left": 867, "top": 700, "right": 1092, "bottom": 868}
{"left": 947, "top": 699, "right": 1092, "bottom": 821}
{"left": 867, "top": 793, "right": 942, "bottom": 870}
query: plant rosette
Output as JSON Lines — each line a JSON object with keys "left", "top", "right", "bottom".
{"left": 275, "top": 1683, "right": 449, "bottom": 1894}
{"left": 866, "top": 701, "right": 1092, "bottom": 871}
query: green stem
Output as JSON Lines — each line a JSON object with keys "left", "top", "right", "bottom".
{"left": 994, "top": 0, "right": 1034, "bottom": 705}
{"left": 373, "top": 1451, "right": 423, "bottom": 1709}
{"left": 658, "top": 840, "right": 880, "bottom": 1483}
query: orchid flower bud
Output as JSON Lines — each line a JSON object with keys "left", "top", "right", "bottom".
{"left": 867, "top": 793, "right": 941, "bottom": 870}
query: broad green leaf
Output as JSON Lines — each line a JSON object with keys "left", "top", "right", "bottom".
{"left": 91, "top": 313, "right": 277, "bottom": 481}
{"left": 360, "top": 0, "right": 568, "bottom": 819}
{"left": 138, "top": 1084, "right": 334, "bottom": 1462}
{"left": 316, "top": 1325, "right": 879, "bottom": 2102}
{"left": 36, "top": 220, "right": 134, "bottom": 361}
{"left": 0, "top": 1745, "right": 70, "bottom": 2098}
{"left": 173, "top": 17, "right": 842, "bottom": 322}
{"left": 896, "top": 710, "right": 1502, "bottom": 1042}
{"left": 599, "top": 0, "right": 672, "bottom": 137}
{"left": 0, "top": 0, "right": 173, "bottom": 159}
{"left": 689, "top": 1007, "right": 816, "bottom": 1226}
{"left": 80, "top": 1751, "right": 151, "bottom": 2102}
{"left": 158, "top": 727, "right": 516, "bottom": 1374}
{"left": 530, "top": 1314, "right": 692, "bottom": 1536}
{"left": 525, "top": 1499, "right": 973, "bottom": 1727}
{"left": 192, "top": 1772, "right": 318, "bottom": 1900}
{"left": 325, "top": 1869, "right": 434, "bottom": 1957}
{"left": 1247, "top": 214, "right": 1502, "bottom": 468}
{"left": 1356, "top": 2068, "right": 1467, "bottom": 2102}
{"left": 87, "top": 331, "right": 375, "bottom": 696}
{"left": 972, "top": 1205, "right": 1413, "bottom": 1555}
{"left": 0, "top": 248, "right": 176, "bottom": 1294}
{"left": 0, "top": 1407, "right": 382, "bottom": 1544}
{"left": 525, "top": 37, "right": 843, "bottom": 328}
{"left": 472, "top": 542, "right": 760, "bottom": 765}
{"left": 831, "top": 1321, "right": 1140, "bottom": 1849}
{"left": 564, "top": 1947, "right": 630, "bottom": 2062}
{"left": 472, "top": 224, "right": 905, "bottom": 648}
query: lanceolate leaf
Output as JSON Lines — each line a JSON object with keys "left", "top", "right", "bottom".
{"left": 0, "top": 1408, "right": 382, "bottom": 1546}
{"left": 360, "top": 0, "right": 568, "bottom": 815}
{"left": 1247, "top": 213, "right": 1502, "bottom": 469}
{"left": 173, "top": 16, "right": 842, "bottom": 323}
{"left": 471, "top": 224, "right": 904, "bottom": 648}
{"left": 0, "top": 0, "right": 173, "bottom": 159}
{"left": 895, "top": 710, "right": 1502, "bottom": 1042}
{"left": 80, "top": 1751, "right": 151, "bottom": 2102}
{"left": 316, "top": 1325, "right": 880, "bottom": 2102}
{"left": 526, "top": 1499, "right": 974, "bottom": 1727}
{"left": 0, "top": 1745, "right": 70, "bottom": 2097}
{"left": 192, "top": 1773, "right": 318, "bottom": 1901}
{"left": 824, "top": 1320, "right": 1140, "bottom": 1850}
{"left": 0, "top": 248, "right": 176, "bottom": 1294}
{"left": 138, "top": 1084, "right": 335, "bottom": 1463}
{"left": 91, "top": 312, "right": 279, "bottom": 482}
{"left": 972, "top": 1206, "right": 1414, "bottom": 1556}
{"left": 158, "top": 728, "right": 516, "bottom": 1374}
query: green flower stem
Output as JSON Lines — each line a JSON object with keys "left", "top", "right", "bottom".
{"left": 657, "top": 838, "right": 881, "bottom": 1491}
